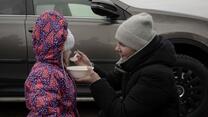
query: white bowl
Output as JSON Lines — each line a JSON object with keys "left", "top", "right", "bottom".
{"left": 67, "top": 66, "right": 94, "bottom": 78}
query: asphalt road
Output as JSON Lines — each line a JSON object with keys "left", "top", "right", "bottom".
{"left": 0, "top": 101, "right": 99, "bottom": 117}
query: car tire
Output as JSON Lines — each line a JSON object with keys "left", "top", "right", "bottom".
{"left": 173, "top": 54, "right": 208, "bottom": 117}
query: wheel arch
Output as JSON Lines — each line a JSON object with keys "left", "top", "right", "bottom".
{"left": 160, "top": 32, "right": 208, "bottom": 68}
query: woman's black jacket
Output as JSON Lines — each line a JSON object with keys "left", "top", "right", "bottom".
{"left": 90, "top": 36, "right": 179, "bottom": 117}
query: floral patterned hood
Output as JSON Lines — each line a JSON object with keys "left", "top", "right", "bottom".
{"left": 32, "top": 10, "right": 68, "bottom": 66}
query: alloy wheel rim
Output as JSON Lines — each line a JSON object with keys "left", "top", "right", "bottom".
{"left": 173, "top": 66, "right": 205, "bottom": 117}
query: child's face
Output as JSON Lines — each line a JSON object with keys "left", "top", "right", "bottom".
{"left": 63, "top": 49, "right": 72, "bottom": 66}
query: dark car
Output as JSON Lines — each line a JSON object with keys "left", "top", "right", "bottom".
{"left": 0, "top": 0, "right": 208, "bottom": 117}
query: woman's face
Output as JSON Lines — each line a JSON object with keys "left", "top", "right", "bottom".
{"left": 115, "top": 41, "right": 136, "bottom": 60}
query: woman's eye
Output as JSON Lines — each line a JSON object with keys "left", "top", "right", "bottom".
{"left": 119, "top": 42, "right": 126, "bottom": 47}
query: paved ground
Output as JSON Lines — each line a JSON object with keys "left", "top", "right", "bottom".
{"left": 0, "top": 101, "right": 99, "bottom": 117}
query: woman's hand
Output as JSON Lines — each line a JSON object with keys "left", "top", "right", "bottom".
{"left": 74, "top": 67, "right": 100, "bottom": 84}
{"left": 70, "top": 50, "right": 92, "bottom": 66}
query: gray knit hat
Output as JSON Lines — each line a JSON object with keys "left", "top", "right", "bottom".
{"left": 115, "top": 12, "right": 157, "bottom": 51}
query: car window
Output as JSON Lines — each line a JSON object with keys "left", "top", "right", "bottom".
{"left": 0, "top": 0, "right": 25, "bottom": 15}
{"left": 33, "top": 0, "right": 103, "bottom": 18}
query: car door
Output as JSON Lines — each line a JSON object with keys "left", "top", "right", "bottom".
{"left": 26, "top": 0, "right": 126, "bottom": 99}
{"left": 0, "top": 0, "right": 27, "bottom": 97}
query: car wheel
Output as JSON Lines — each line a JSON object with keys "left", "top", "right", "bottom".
{"left": 173, "top": 54, "right": 208, "bottom": 117}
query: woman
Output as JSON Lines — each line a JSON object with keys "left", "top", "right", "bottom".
{"left": 24, "top": 10, "right": 79, "bottom": 117}
{"left": 73, "top": 12, "right": 179, "bottom": 117}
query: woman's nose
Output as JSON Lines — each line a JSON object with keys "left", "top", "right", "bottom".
{"left": 115, "top": 43, "right": 120, "bottom": 52}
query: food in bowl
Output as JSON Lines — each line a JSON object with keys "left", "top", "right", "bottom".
{"left": 67, "top": 66, "right": 94, "bottom": 78}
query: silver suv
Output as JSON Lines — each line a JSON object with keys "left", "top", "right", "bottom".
{"left": 0, "top": 0, "right": 208, "bottom": 117}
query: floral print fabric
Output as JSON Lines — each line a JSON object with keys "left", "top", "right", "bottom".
{"left": 25, "top": 11, "right": 78, "bottom": 117}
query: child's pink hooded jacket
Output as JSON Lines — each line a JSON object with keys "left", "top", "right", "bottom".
{"left": 24, "top": 11, "right": 78, "bottom": 117}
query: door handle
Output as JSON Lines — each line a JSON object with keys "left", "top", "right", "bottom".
{"left": 28, "top": 29, "right": 33, "bottom": 33}
{"left": 28, "top": 27, "right": 33, "bottom": 33}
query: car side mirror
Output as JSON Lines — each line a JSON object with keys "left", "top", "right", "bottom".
{"left": 91, "top": 0, "right": 119, "bottom": 19}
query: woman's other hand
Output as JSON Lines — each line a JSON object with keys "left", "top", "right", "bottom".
{"left": 74, "top": 67, "right": 100, "bottom": 84}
